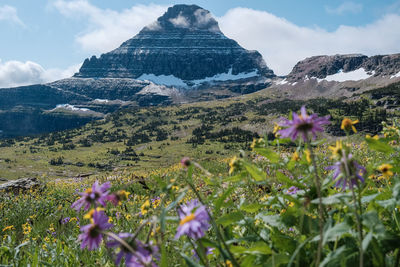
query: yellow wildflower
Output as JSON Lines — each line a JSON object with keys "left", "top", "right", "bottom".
{"left": 341, "top": 118, "right": 359, "bottom": 133}
{"left": 366, "top": 134, "right": 379, "bottom": 140}
{"left": 378, "top": 164, "right": 394, "bottom": 179}
{"left": 273, "top": 123, "right": 281, "bottom": 137}
{"left": 305, "top": 149, "right": 311, "bottom": 164}
{"left": 141, "top": 200, "right": 151, "bottom": 215}
{"left": 84, "top": 207, "right": 105, "bottom": 222}
{"left": 250, "top": 138, "right": 257, "bottom": 149}
{"left": 2, "top": 225, "right": 14, "bottom": 232}
{"left": 226, "top": 260, "right": 233, "bottom": 267}
{"left": 292, "top": 151, "right": 300, "bottom": 161}
{"left": 228, "top": 156, "right": 238, "bottom": 175}
{"left": 22, "top": 222, "right": 31, "bottom": 235}
{"left": 329, "top": 140, "right": 343, "bottom": 158}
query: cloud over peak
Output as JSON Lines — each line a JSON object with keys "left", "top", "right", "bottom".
{"left": 0, "top": 5, "right": 24, "bottom": 26}
{"left": 0, "top": 60, "right": 80, "bottom": 88}
{"left": 218, "top": 7, "right": 400, "bottom": 75}
{"left": 325, "top": 2, "right": 363, "bottom": 15}
{"left": 53, "top": 0, "right": 168, "bottom": 53}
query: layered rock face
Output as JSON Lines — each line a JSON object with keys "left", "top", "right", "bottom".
{"left": 75, "top": 4, "right": 274, "bottom": 82}
{"left": 287, "top": 54, "right": 400, "bottom": 82}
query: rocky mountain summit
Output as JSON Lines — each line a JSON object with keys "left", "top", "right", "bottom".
{"left": 270, "top": 53, "right": 400, "bottom": 100}
{"left": 75, "top": 4, "right": 274, "bottom": 84}
{"left": 286, "top": 54, "right": 400, "bottom": 82}
{"left": 1, "top": 5, "right": 400, "bottom": 137}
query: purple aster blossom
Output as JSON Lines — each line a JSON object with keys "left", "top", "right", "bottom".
{"left": 175, "top": 199, "right": 210, "bottom": 240}
{"left": 107, "top": 233, "right": 134, "bottom": 265}
{"left": 192, "top": 247, "right": 214, "bottom": 261}
{"left": 61, "top": 217, "right": 70, "bottom": 224}
{"left": 71, "top": 181, "right": 111, "bottom": 211}
{"left": 125, "top": 241, "right": 159, "bottom": 267}
{"left": 278, "top": 106, "right": 330, "bottom": 142}
{"left": 326, "top": 153, "right": 366, "bottom": 190}
{"left": 78, "top": 210, "right": 113, "bottom": 250}
{"left": 286, "top": 186, "right": 299, "bottom": 195}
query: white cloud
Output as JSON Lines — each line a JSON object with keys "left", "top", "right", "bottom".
{"left": 325, "top": 2, "right": 363, "bottom": 15}
{"left": 52, "top": 0, "right": 168, "bottom": 53}
{"left": 50, "top": 2, "right": 400, "bottom": 76}
{"left": 0, "top": 5, "right": 24, "bottom": 26}
{"left": 0, "top": 60, "right": 81, "bottom": 88}
{"left": 169, "top": 13, "right": 189, "bottom": 28}
{"left": 218, "top": 8, "right": 400, "bottom": 75}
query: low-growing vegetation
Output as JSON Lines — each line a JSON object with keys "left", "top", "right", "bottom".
{"left": 1, "top": 106, "right": 400, "bottom": 266}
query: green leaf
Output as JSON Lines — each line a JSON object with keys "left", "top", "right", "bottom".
{"left": 180, "top": 253, "right": 203, "bottom": 267}
{"left": 376, "top": 199, "right": 396, "bottom": 209}
{"left": 276, "top": 171, "right": 306, "bottom": 189}
{"left": 230, "top": 242, "right": 272, "bottom": 255}
{"left": 266, "top": 253, "right": 290, "bottom": 266}
{"left": 256, "top": 213, "right": 283, "bottom": 228}
{"left": 362, "top": 232, "right": 373, "bottom": 251}
{"left": 311, "top": 193, "right": 351, "bottom": 205}
{"left": 242, "top": 162, "right": 266, "bottom": 182}
{"left": 322, "top": 222, "right": 351, "bottom": 244}
{"left": 365, "top": 138, "right": 394, "bottom": 154}
{"left": 240, "top": 203, "right": 265, "bottom": 213}
{"left": 217, "top": 212, "right": 244, "bottom": 227}
{"left": 361, "top": 193, "right": 379, "bottom": 204}
{"left": 253, "top": 147, "right": 280, "bottom": 163}
{"left": 319, "top": 246, "right": 346, "bottom": 267}
{"left": 214, "top": 187, "right": 234, "bottom": 212}
{"left": 224, "top": 171, "right": 247, "bottom": 182}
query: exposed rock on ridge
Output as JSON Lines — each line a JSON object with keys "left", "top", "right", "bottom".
{"left": 287, "top": 54, "right": 400, "bottom": 82}
{"left": 74, "top": 4, "right": 274, "bottom": 81}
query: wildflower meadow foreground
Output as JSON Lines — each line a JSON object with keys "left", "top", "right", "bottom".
{"left": 2, "top": 106, "right": 400, "bottom": 266}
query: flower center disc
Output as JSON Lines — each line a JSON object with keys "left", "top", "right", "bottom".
{"left": 180, "top": 213, "right": 196, "bottom": 225}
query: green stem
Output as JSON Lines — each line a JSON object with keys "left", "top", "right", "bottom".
{"left": 308, "top": 144, "right": 324, "bottom": 266}
{"left": 186, "top": 169, "right": 240, "bottom": 267}
{"left": 188, "top": 237, "right": 209, "bottom": 267}
{"left": 395, "top": 248, "right": 400, "bottom": 267}
{"left": 341, "top": 149, "right": 363, "bottom": 267}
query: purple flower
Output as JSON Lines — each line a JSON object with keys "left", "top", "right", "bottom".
{"left": 192, "top": 247, "right": 214, "bottom": 261}
{"left": 278, "top": 106, "right": 330, "bottom": 142}
{"left": 108, "top": 234, "right": 159, "bottom": 266}
{"left": 326, "top": 153, "right": 366, "bottom": 190}
{"left": 78, "top": 210, "right": 113, "bottom": 250}
{"left": 107, "top": 233, "right": 134, "bottom": 265}
{"left": 286, "top": 186, "right": 299, "bottom": 195}
{"left": 71, "top": 181, "right": 111, "bottom": 211}
{"left": 61, "top": 217, "right": 70, "bottom": 224}
{"left": 125, "top": 241, "right": 159, "bottom": 267}
{"left": 175, "top": 199, "right": 210, "bottom": 240}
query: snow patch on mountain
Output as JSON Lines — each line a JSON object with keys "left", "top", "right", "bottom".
{"left": 316, "top": 68, "right": 374, "bottom": 82}
{"left": 390, "top": 71, "right": 400, "bottom": 79}
{"left": 192, "top": 68, "right": 259, "bottom": 85}
{"left": 52, "top": 104, "right": 90, "bottom": 112}
{"left": 137, "top": 68, "right": 260, "bottom": 87}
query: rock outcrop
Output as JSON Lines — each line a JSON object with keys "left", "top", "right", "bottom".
{"left": 287, "top": 54, "right": 400, "bottom": 82}
{"left": 74, "top": 4, "right": 274, "bottom": 82}
{"left": 0, "top": 177, "right": 41, "bottom": 193}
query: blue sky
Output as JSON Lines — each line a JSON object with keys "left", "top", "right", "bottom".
{"left": 1, "top": 0, "right": 400, "bottom": 87}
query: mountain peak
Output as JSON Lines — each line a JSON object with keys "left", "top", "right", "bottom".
{"left": 74, "top": 4, "right": 274, "bottom": 82}
{"left": 142, "top": 4, "right": 220, "bottom": 32}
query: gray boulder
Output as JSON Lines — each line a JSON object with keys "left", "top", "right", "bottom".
{"left": 0, "top": 177, "right": 41, "bottom": 193}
